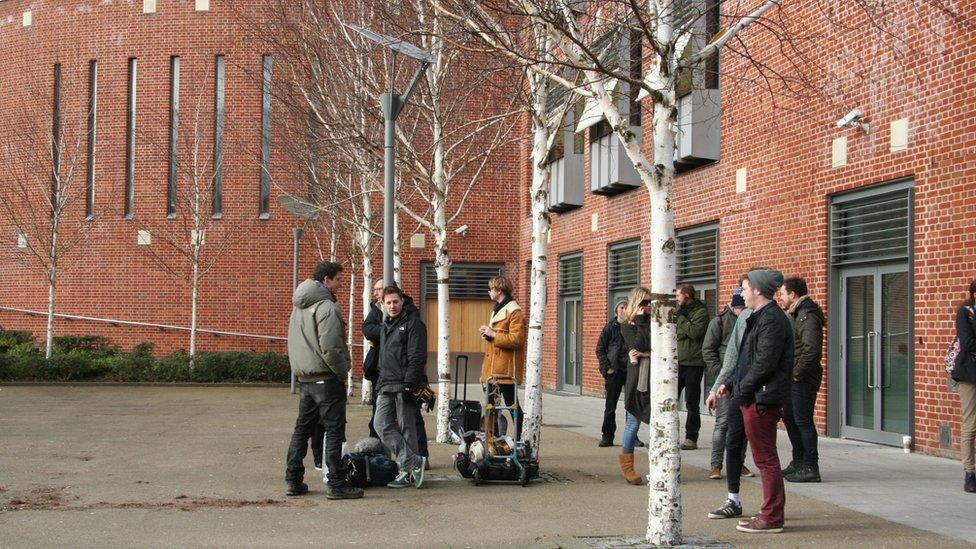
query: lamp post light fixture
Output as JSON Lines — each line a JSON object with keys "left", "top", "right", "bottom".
{"left": 347, "top": 25, "right": 434, "bottom": 288}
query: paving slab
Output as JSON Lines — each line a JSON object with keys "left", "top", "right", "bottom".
{"left": 0, "top": 385, "right": 972, "bottom": 548}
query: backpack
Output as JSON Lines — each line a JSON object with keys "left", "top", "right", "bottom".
{"left": 946, "top": 306, "right": 976, "bottom": 383}
{"left": 343, "top": 452, "right": 399, "bottom": 488}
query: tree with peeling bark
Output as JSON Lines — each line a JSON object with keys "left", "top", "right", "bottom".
{"left": 0, "top": 65, "right": 91, "bottom": 360}
{"left": 136, "top": 86, "right": 243, "bottom": 365}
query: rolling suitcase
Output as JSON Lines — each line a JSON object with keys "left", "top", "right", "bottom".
{"left": 448, "top": 355, "right": 481, "bottom": 439}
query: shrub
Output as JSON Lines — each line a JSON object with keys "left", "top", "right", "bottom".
{"left": 53, "top": 335, "right": 119, "bottom": 358}
{"left": 0, "top": 330, "right": 35, "bottom": 354}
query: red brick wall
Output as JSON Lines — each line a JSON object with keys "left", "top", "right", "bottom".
{"left": 533, "top": 2, "right": 976, "bottom": 456}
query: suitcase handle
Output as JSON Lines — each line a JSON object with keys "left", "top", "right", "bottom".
{"left": 454, "top": 354, "right": 469, "bottom": 401}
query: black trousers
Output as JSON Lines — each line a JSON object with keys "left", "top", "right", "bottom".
{"left": 310, "top": 423, "right": 324, "bottom": 465}
{"left": 724, "top": 396, "right": 747, "bottom": 494}
{"left": 368, "top": 388, "right": 429, "bottom": 457}
{"left": 487, "top": 383, "right": 523, "bottom": 439}
{"left": 601, "top": 371, "right": 626, "bottom": 440}
{"left": 677, "top": 365, "right": 704, "bottom": 442}
{"left": 285, "top": 378, "right": 347, "bottom": 488}
{"left": 782, "top": 380, "right": 820, "bottom": 467}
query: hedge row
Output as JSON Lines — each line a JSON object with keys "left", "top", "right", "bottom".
{"left": 0, "top": 331, "right": 290, "bottom": 383}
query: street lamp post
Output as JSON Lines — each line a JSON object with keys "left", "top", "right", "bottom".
{"left": 279, "top": 197, "right": 319, "bottom": 394}
{"left": 348, "top": 25, "right": 434, "bottom": 287}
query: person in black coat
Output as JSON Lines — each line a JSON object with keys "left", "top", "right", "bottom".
{"left": 374, "top": 285, "right": 429, "bottom": 488}
{"left": 363, "top": 280, "right": 428, "bottom": 461}
{"left": 951, "top": 279, "right": 976, "bottom": 493}
{"left": 596, "top": 300, "right": 630, "bottom": 447}
{"left": 721, "top": 268, "right": 793, "bottom": 534}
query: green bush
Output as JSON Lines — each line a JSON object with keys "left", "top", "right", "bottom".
{"left": 0, "top": 333, "right": 288, "bottom": 384}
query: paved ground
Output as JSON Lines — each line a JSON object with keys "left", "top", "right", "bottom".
{"left": 0, "top": 385, "right": 973, "bottom": 548}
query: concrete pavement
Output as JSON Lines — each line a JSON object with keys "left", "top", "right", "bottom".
{"left": 0, "top": 385, "right": 972, "bottom": 548}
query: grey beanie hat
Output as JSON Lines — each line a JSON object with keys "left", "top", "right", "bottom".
{"left": 747, "top": 269, "right": 784, "bottom": 300}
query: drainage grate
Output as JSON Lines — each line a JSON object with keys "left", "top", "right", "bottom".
{"left": 940, "top": 425, "right": 953, "bottom": 448}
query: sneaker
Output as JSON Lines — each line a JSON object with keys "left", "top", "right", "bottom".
{"left": 680, "top": 439, "right": 698, "bottom": 450}
{"left": 736, "top": 517, "right": 783, "bottom": 534}
{"left": 707, "top": 467, "right": 722, "bottom": 480}
{"left": 387, "top": 471, "right": 412, "bottom": 489}
{"left": 738, "top": 516, "right": 756, "bottom": 526}
{"left": 326, "top": 484, "right": 364, "bottom": 500}
{"left": 964, "top": 471, "right": 975, "bottom": 493}
{"left": 786, "top": 464, "right": 821, "bottom": 483}
{"left": 741, "top": 465, "right": 755, "bottom": 478}
{"left": 412, "top": 456, "right": 426, "bottom": 488}
{"left": 598, "top": 438, "right": 613, "bottom": 447}
{"left": 707, "top": 499, "right": 742, "bottom": 519}
{"left": 285, "top": 482, "right": 309, "bottom": 496}
{"left": 313, "top": 461, "right": 323, "bottom": 472}
{"left": 635, "top": 438, "right": 646, "bottom": 448}
{"left": 781, "top": 459, "right": 800, "bottom": 476}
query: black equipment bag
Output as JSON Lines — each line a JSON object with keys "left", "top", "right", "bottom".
{"left": 448, "top": 355, "right": 481, "bottom": 436}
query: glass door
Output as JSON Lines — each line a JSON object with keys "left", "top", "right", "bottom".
{"left": 840, "top": 266, "right": 911, "bottom": 445}
{"left": 558, "top": 297, "right": 582, "bottom": 393}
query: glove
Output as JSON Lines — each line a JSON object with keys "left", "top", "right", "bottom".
{"left": 412, "top": 385, "right": 437, "bottom": 412}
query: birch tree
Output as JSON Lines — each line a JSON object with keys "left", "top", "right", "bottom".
{"left": 0, "top": 67, "right": 91, "bottom": 359}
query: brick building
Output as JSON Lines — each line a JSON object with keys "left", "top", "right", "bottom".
{"left": 2, "top": 0, "right": 974, "bottom": 459}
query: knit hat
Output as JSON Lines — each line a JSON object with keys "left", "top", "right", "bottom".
{"left": 730, "top": 287, "right": 746, "bottom": 308}
{"left": 746, "top": 269, "right": 784, "bottom": 300}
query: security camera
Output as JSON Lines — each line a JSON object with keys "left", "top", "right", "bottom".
{"left": 454, "top": 224, "right": 469, "bottom": 236}
{"left": 836, "top": 108, "right": 870, "bottom": 133}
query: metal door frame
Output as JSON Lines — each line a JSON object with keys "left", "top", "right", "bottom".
{"left": 557, "top": 295, "right": 582, "bottom": 394}
{"left": 838, "top": 264, "right": 912, "bottom": 446}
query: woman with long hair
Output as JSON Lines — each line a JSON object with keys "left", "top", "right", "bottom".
{"left": 617, "top": 286, "right": 653, "bottom": 485}
{"left": 951, "top": 280, "right": 976, "bottom": 493}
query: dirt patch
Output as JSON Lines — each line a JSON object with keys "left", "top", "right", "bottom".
{"left": 1, "top": 486, "right": 303, "bottom": 513}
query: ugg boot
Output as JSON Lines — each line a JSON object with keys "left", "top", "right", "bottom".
{"left": 618, "top": 453, "right": 642, "bottom": 485}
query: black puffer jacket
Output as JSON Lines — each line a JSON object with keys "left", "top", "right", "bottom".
{"left": 952, "top": 305, "right": 976, "bottom": 382}
{"left": 596, "top": 319, "right": 628, "bottom": 378}
{"left": 361, "top": 300, "right": 383, "bottom": 383}
{"left": 377, "top": 297, "right": 428, "bottom": 393}
{"left": 790, "top": 297, "right": 825, "bottom": 388}
{"left": 733, "top": 302, "right": 794, "bottom": 407}
{"left": 620, "top": 315, "right": 651, "bottom": 424}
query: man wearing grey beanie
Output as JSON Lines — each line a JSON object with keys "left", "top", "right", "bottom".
{"left": 719, "top": 268, "right": 794, "bottom": 534}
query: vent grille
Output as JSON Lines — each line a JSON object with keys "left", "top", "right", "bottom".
{"left": 831, "top": 191, "right": 910, "bottom": 266}
{"left": 559, "top": 254, "right": 583, "bottom": 296}
{"left": 609, "top": 241, "right": 640, "bottom": 291}
{"left": 677, "top": 226, "right": 718, "bottom": 283}
{"left": 423, "top": 263, "right": 504, "bottom": 300}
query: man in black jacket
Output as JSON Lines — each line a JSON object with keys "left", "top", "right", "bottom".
{"left": 722, "top": 268, "right": 793, "bottom": 534}
{"left": 596, "top": 300, "right": 630, "bottom": 447}
{"left": 363, "top": 280, "right": 429, "bottom": 460}
{"left": 780, "top": 277, "right": 825, "bottom": 483}
{"left": 374, "top": 285, "right": 428, "bottom": 489}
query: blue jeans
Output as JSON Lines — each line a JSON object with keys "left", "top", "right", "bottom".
{"left": 711, "top": 394, "right": 748, "bottom": 469}
{"left": 621, "top": 412, "right": 641, "bottom": 453}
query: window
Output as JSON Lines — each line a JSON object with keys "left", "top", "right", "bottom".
{"left": 51, "top": 63, "right": 61, "bottom": 204}
{"left": 608, "top": 240, "right": 640, "bottom": 318}
{"left": 124, "top": 58, "right": 137, "bottom": 219}
{"left": 86, "top": 60, "right": 97, "bottom": 219}
{"left": 167, "top": 56, "right": 180, "bottom": 218}
{"left": 676, "top": 223, "right": 719, "bottom": 314}
{"left": 212, "top": 55, "right": 225, "bottom": 218}
{"left": 259, "top": 54, "right": 273, "bottom": 219}
{"left": 674, "top": 0, "right": 721, "bottom": 171}
{"left": 830, "top": 185, "right": 911, "bottom": 266}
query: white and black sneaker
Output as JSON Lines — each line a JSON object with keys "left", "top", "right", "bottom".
{"left": 707, "top": 499, "right": 743, "bottom": 519}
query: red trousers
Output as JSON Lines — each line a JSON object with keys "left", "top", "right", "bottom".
{"left": 741, "top": 402, "right": 785, "bottom": 525}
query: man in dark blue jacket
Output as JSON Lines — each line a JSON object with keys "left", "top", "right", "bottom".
{"left": 724, "top": 268, "right": 793, "bottom": 534}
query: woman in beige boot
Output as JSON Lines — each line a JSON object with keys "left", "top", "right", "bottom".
{"left": 617, "top": 287, "right": 653, "bottom": 485}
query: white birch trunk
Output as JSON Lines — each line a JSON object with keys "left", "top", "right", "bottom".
{"left": 45, "top": 268, "right": 56, "bottom": 360}
{"left": 347, "top": 268, "right": 356, "bottom": 396}
{"left": 520, "top": 67, "right": 550, "bottom": 453}
{"left": 360, "top": 249, "right": 374, "bottom": 404}
{"left": 190, "top": 260, "right": 199, "bottom": 362}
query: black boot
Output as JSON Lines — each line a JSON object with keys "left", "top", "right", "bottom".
{"left": 635, "top": 438, "right": 646, "bottom": 448}
{"left": 781, "top": 459, "right": 800, "bottom": 477}
{"left": 599, "top": 436, "right": 613, "bottom": 447}
{"left": 786, "top": 464, "right": 821, "bottom": 483}
{"left": 286, "top": 482, "right": 309, "bottom": 496}
{"left": 965, "top": 471, "right": 975, "bottom": 493}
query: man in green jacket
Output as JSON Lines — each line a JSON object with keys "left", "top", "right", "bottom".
{"left": 676, "top": 284, "right": 709, "bottom": 450}
{"left": 284, "top": 262, "right": 362, "bottom": 500}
